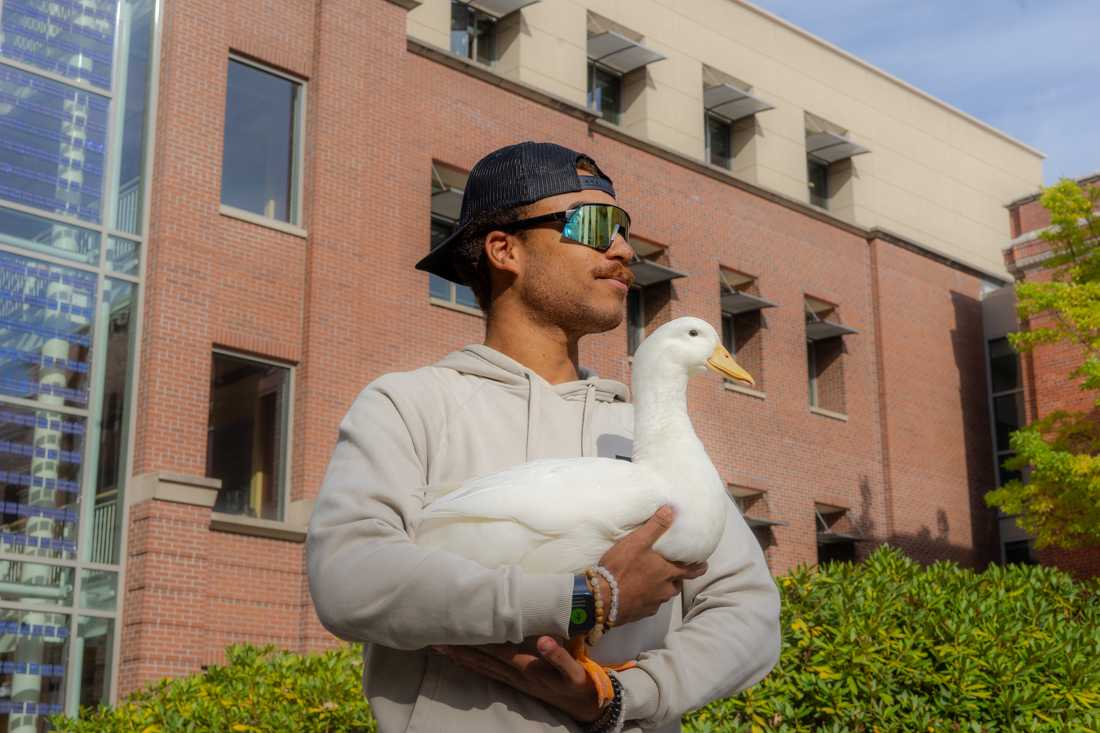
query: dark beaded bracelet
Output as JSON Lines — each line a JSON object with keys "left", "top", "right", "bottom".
{"left": 582, "top": 675, "right": 623, "bottom": 733}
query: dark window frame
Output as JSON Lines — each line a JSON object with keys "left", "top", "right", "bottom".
{"left": 807, "top": 158, "right": 829, "bottom": 209}
{"left": 627, "top": 286, "right": 646, "bottom": 355}
{"left": 450, "top": 1, "right": 496, "bottom": 65}
{"left": 221, "top": 55, "right": 306, "bottom": 226}
{"left": 206, "top": 350, "right": 293, "bottom": 522}
{"left": 705, "top": 113, "right": 733, "bottom": 169}
{"left": 588, "top": 63, "right": 622, "bottom": 125}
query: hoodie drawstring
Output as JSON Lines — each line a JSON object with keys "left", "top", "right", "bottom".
{"left": 525, "top": 372, "right": 538, "bottom": 462}
{"left": 580, "top": 383, "right": 596, "bottom": 458}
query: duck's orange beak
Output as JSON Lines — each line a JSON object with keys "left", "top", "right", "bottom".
{"left": 706, "top": 344, "right": 755, "bottom": 386}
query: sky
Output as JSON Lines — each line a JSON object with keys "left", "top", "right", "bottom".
{"left": 749, "top": 0, "right": 1100, "bottom": 186}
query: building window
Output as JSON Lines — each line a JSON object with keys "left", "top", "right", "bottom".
{"left": 807, "top": 159, "right": 829, "bottom": 208}
{"left": 1003, "top": 539, "right": 1036, "bottom": 565}
{"left": 588, "top": 64, "right": 622, "bottom": 124}
{"left": 815, "top": 504, "right": 861, "bottom": 565}
{"left": 706, "top": 114, "right": 733, "bottom": 169}
{"left": 805, "top": 297, "right": 857, "bottom": 414}
{"left": 626, "top": 244, "right": 686, "bottom": 356}
{"left": 221, "top": 57, "right": 304, "bottom": 225}
{"left": 805, "top": 115, "right": 869, "bottom": 212}
{"left": 720, "top": 269, "right": 773, "bottom": 390}
{"left": 450, "top": 1, "right": 495, "bottom": 65}
{"left": 627, "top": 287, "right": 645, "bottom": 355}
{"left": 989, "top": 336, "right": 1026, "bottom": 482}
{"left": 207, "top": 352, "right": 292, "bottom": 521}
{"left": 430, "top": 163, "right": 479, "bottom": 310}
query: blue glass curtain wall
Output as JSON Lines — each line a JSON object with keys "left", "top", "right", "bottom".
{"left": 0, "top": 0, "right": 155, "bottom": 724}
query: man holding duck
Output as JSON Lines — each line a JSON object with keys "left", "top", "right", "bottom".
{"left": 307, "top": 142, "right": 780, "bottom": 732}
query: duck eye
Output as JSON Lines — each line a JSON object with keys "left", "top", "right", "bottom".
{"left": 688, "top": 329, "right": 699, "bottom": 337}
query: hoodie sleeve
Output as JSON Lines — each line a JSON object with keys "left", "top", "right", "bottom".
{"left": 306, "top": 376, "right": 574, "bottom": 649}
{"left": 615, "top": 502, "right": 781, "bottom": 729}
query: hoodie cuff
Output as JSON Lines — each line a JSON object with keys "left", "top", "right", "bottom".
{"left": 616, "top": 666, "right": 660, "bottom": 724}
{"left": 517, "top": 572, "right": 573, "bottom": 638}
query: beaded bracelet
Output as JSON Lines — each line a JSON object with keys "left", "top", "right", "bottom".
{"left": 584, "top": 568, "right": 606, "bottom": 645}
{"left": 582, "top": 674, "right": 625, "bottom": 733}
{"left": 591, "top": 565, "right": 620, "bottom": 630}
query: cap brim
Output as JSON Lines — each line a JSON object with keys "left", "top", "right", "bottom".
{"left": 415, "top": 223, "right": 469, "bottom": 285}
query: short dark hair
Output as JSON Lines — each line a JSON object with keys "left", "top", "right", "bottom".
{"left": 451, "top": 206, "right": 525, "bottom": 312}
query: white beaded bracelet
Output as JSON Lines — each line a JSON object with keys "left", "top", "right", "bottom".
{"left": 592, "top": 565, "right": 620, "bottom": 629}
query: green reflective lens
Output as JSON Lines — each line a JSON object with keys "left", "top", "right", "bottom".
{"left": 561, "top": 204, "right": 631, "bottom": 251}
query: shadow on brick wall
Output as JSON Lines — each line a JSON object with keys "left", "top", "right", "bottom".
{"left": 863, "top": 291, "right": 999, "bottom": 571}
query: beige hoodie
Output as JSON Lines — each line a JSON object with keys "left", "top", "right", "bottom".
{"left": 306, "top": 344, "right": 780, "bottom": 732}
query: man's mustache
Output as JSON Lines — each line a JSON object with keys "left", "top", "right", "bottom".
{"left": 593, "top": 266, "right": 635, "bottom": 288}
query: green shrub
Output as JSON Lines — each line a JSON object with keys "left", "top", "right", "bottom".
{"left": 51, "top": 546, "right": 1100, "bottom": 732}
{"left": 684, "top": 545, "right": 1100, "bottom": 733}
{"left": 49, "top": 643, "right": 375, "bottom": 732}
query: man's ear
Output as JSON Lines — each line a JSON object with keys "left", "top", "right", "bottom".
{"left": 483, "top": 230, "right": 523, "bottom": 277}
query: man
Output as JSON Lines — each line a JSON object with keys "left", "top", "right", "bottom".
{"left": 307, "top": 142, "right": 780, "bottom": 732}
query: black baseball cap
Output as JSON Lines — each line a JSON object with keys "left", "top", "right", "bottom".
{"left": 415, "top": 141, "right": 617, "bottom": 285}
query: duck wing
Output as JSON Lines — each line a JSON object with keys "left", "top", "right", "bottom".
{"left": 413, "top": 457, "right": 671, "bottom": 573}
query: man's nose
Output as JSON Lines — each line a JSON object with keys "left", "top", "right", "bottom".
{"left": 606, "top": 232, "right": 635, "bottom": 263}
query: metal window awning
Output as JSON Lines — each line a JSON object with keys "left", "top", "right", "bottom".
{"left": 704, "top": 84, "right": 773, "bottom": 122}
{"left": 816, "top": 529, "right": 866, "bottom": 544}
{"left": 806, "top": 131, "right": 870, "bottom": 164}
{"left": 746, "top": 516, "right": 789, "bottom": 529}
{"left": 587, "top": 31, "right": 666, "bottom": 74}
{"left": 815, "top": 505, "right": 865, "bottom": 543}
{"left": 465, "top": 0, "right": 539, "bottom": 18}
{"left": 806, "top": 320, "right": 858, "bottom": 340}
{"left": 629, "top": 258, "right": 685, "bottom": 287}
{"left": 430, "top": 188, "right": 464, "bottom": 221}
{"left": 722, "top": 290, "right": 777, "bottom": 315}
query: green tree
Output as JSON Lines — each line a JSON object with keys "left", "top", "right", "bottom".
{"left": 985, "top": 179, "right": 1100, "bottom": 549}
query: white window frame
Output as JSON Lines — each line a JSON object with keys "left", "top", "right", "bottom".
{"left": 221, "top": 54, "right": 307, "bottom": 229}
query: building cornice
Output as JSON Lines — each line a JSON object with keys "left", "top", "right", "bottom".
{"left": 408, "top": 36, "right": 1010, "bottom": 287}
{"left": 1006, "top": 173, "right": 1100, "bottom": 208}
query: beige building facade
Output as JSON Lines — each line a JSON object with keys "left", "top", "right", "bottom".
{"left": 410, "top": 0, "right": 1043, "bottom": 277}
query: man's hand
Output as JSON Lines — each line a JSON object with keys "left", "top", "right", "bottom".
{"left": 597, "top": 505, "right": 708, "bottom": 626}
{"left": 434, "top": 637, "right": 603, "bottom": 722}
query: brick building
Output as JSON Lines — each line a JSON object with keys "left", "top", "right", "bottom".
{"left": 986, "top": 172, "right": 1100, "bottom": 580}
{"left": 0, "top": 0, "right": 1048, "bottom": 722}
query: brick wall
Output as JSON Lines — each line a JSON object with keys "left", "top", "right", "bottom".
{"left": 121, "top": 0, "right": 1003, "bottom": 694}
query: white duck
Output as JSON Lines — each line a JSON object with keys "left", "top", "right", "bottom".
{"left": 413, "top": 317, "right": 754, "bottom": 700}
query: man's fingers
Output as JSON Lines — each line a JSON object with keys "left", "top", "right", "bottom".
{"left": 633, "top": 505, "right": 676, "bottom": 549}
{"left": 445, "top": 646, "right": 524, "bottom": 685}
{"left": 537, "top": 636, "right": 587, "bottom": 686}
{"left": 678, "top": 561, "right": 708, "bottom": 579}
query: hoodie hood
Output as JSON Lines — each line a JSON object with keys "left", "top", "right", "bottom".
{"left": 434, "top": 344, "right": 630, "bottom": 461}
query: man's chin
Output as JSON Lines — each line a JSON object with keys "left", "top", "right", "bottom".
{"left": 571, "top": 304, "right": 624, "bottom": 336}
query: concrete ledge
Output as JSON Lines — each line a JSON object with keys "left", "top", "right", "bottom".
{"left": 127, "top": 472, "right": 220, "bottom": 508}
{"left": 210, "top": 512, "right": 307, "bottom": 543}
{"left": 219, "top": 205, "right": 307, "bottom": 239}
{"left": 209, "top": 499, "right": 312, "bottom": 542}
{"left": 407, "top": 37, "right": 596, "bottom": 123}
{"left": 386, "top": 0, "right": 421, "bottom": 9}
{"left": 724, "top": 381, "right": 766, "bottom": 400}
{"left": 810, "top": 405, "right": 849, "bottom": 422}
{"left": 429, "top": 297, "right": 484, "bottom": 318}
